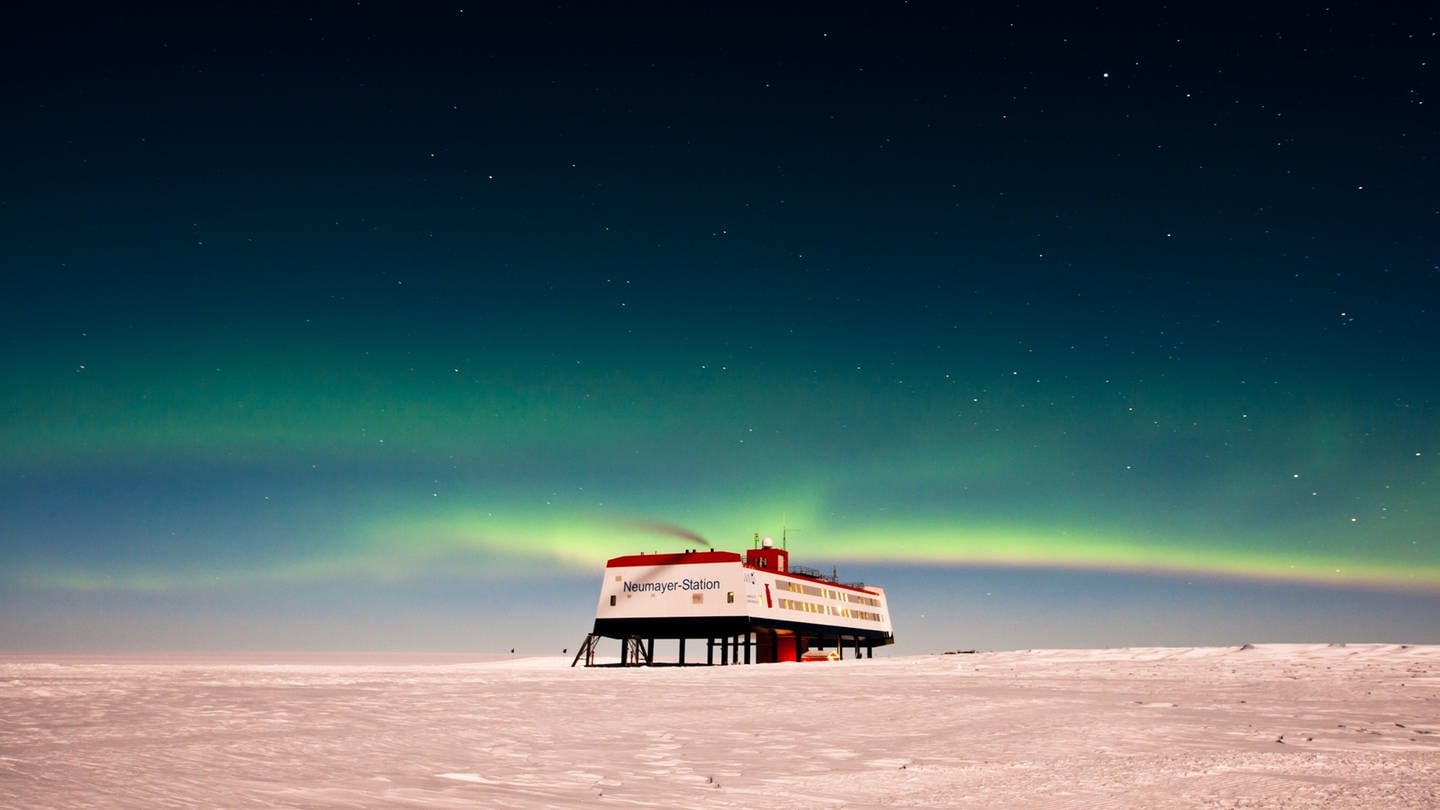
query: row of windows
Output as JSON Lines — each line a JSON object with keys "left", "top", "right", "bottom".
{"left": 610, "top": 592, "right": 736, "bottom": 606}
{"left": 773, "top": 580, "right": 882, "bottom": 607}
{"left": 775, "top": 580, "right": 825, "bottom": 597}
{"left": 609, "top": 584, "right": 874, "bottom": 616}
{"left": 775, "top": 598, "right": 883, "bottom": 623}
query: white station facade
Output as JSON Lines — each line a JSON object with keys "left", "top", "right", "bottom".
{"left": 576, "top": 537, "right": 894, "bottom": 666}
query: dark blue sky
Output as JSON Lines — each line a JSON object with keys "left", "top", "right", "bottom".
{"left": 2, "top": 3, "right": 1437, "bottom": 652}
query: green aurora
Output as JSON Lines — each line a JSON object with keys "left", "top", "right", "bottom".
{"left": 3, "top": 3, "right": 1437, "bottom": 652}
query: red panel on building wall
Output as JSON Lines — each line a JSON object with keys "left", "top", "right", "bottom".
{"left": 776, "top": 630, "right": 797, "bottom": 662}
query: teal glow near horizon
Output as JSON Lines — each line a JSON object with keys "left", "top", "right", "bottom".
{"left": 6, "top": 420, "right": 1435, "bottom": 596}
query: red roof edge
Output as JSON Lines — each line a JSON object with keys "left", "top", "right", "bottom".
{"left": 606, "top": 550, "right": 744, "bottom": 567}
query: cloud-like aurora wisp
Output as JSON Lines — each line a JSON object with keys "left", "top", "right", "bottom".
{"left": 15, "top": 501, "right": 1436, "bottom": 595}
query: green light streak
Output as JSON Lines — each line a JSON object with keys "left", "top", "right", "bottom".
{"left": 13, "top": 498, "right": 1437, "bottom": 595}
{"left": 6, "top": 339, "right": 1435, "bottom": 596}
{"left": 811, "top": 523, "right": 1440, "bottom": 592}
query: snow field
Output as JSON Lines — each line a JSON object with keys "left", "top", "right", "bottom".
{"left": 1, "top": 644, "right": 1436, "bottom": 808}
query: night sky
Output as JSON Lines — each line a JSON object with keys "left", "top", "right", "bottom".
{"left": 3, "top": 3, "right": 1437, "bottom": 653}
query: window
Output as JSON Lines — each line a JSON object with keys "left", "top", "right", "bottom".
{"left": 727, "top": 591, "right": 735, "bottom": 603}
{"left": 609, "top": 595, "right": 616, "bottom": 606}
{"left": 692, "top": 593, "right": 704, "bottom": 604}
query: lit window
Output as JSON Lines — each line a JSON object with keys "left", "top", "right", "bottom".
{"left": 727, "top": 592, "right": 735, "bottom": 603}
{"left": 609, "top": 595, "right": 616, "bottom": 606}
{"left": 692, "top": 593, "right": 704, "bottom": 604}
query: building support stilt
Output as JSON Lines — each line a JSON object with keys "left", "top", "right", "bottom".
{"left": 570, "top": 634, "right": 600, "bottom": 668}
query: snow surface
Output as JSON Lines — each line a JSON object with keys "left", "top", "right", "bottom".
{"left": 2, "top": 644, "right": 1436, "bottom": 808}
